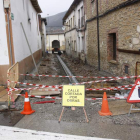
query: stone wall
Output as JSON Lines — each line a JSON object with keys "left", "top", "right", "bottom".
{"left": 85, "top": 0, "right": 140, "bottom": 77}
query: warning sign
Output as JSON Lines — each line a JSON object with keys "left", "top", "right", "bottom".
{"left": 62, "top": 85, "right": 85, "bottom": 107}
{"left": 127, "top": 79, "right": 140, "bottom": 103}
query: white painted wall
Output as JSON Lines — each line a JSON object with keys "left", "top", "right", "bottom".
{"left": 10, "top": 0, "right": 41, "bottom": 62}
{"left": 41, "top": 21, "right": 47, "bottom": 56}
{"left": 46, "top": 34, "right": 65, "bottom": 51}
{"left": 0, "top": 1, "right": 9, "bottom": 65}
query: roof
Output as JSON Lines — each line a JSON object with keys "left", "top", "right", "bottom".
{"left": 30, "top": 0, "right": 42, "bottom": 13}
{"left": 46, "top": 27, "right": 64, "bottom": 35}
{"left": 63, "top": 0, "right": 82, "bottom": 21}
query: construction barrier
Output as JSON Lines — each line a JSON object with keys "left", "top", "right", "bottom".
{"left": 15, "top": 94, "right": 127, "bottom": 100}
{"left": 8, "top": 75, "right": 139, "bottom": 86}
{"left": 7, "top": 62, "right": 19, "bottom": 108}
{"left": 8, "top": 73, "right": 140, "bottom": 79}
{"left": 7, "top": 77, "right": 136, "bottom": 90}
{"left": 7, "top": 71, "right": 139, "bottom": 111}
{"left": 8, "top": 84, "right": 133, "bottom": 92}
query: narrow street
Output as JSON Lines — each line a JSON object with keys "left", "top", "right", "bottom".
{"left": 1, "top": 0, "right": 140, "bottom": 139}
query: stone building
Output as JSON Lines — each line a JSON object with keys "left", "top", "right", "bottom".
{"left": 63, "top": 0, "right": 87, "bottom": 62}
{"left": 85, "top": 0, "right": 140, "bottom": 77}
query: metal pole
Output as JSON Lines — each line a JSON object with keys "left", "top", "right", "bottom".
{"left": 20, "top": 23, "right": 41, "bottom": 81}
{"left": 96, "top": 0, "right": 100, "bottom": 71}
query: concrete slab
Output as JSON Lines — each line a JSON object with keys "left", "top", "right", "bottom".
{"left": 0, "top": 126, "right": 115, "bottom": 140}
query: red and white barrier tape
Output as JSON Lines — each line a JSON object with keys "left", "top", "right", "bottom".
{"left": 8, "top": 80, "right": 61, "bottom": 89}
{"left": 7, "top": 73, "right": 140, "bottom": 79}
{"left": 74, "top": 76, "right": 138, "bottom": 85}
{"left": 8, "top": 84, "right": 134, "bottom": 92}
{"left": 8, "top": 87, "right": 61, "bottom": 92}
{"left": 15, "top": 94, "right": 127, "bottom": 100}
{"left": 8, "top": 75, "right": 138, "bottom": 89}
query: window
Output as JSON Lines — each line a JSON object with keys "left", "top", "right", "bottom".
{"left": 72, "top": 41, "right": 73, "bottom": 50}
{"left": 125, "top": 65, "right": 129, "bottom": 74}
{"left": 79, "top": 37, "right": 80, "bottom": 51}
{"left": 81, "top": 7, "right": 84, "bottom": 27}
{"left": 108, "top": 33, "right": 117, "bottom": 61}
{"left": 69, "top": 20, "right": 70, "bottom": 30}
{"left": 71, "top": 18, "right": 72, "bottom": 29}
{"left": 73, "top": 16, "right": 75, "bottom": 27}
{"left": 78, "top": 10, "right": 80, "bottom": 28}
{"left": 74, "top": 40, "right": 77, "bottom": 51}
{"left": 112, "top": 33, "right": 117, "bottom": 60}
{"left": 82, "top": 37, "right": 85, "bottom": 51}
{"left": 67, "top": 41, "right": 70, "bottom": 49}
{"left": 66, "top": 22, "right": 68, "bottom": 31}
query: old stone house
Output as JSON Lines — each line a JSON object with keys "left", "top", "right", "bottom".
{"left": 85, "top": 0, "right": 140, "bottom": 77}
{"left": 0, "top": 0, "right": 43, "bottom": 85}
{"left": 63, "top": 0, "right": 87, "bottom": 62}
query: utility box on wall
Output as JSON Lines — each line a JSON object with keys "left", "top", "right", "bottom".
{"left": 4, "top": 0, "right": 10, "bottom": 8}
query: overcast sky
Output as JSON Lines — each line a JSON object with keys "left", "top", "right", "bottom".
{"left": 38, "top": 0, "right": 74, "bottom": 17}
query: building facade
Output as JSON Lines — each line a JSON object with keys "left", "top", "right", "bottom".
{"left": 46, "top": 33, "right": 65, "bottom": 52}
{"left": 38, "top": 15, "right": 47, "bottom": 57}
{"left": 63, "top": 0, "right": 87, "bottom": 62}
{"left": 85, "top": 0, "right": 140, "bottom": 77}
{"left": 0, "top": 0, "right": 43, "bottom": 85}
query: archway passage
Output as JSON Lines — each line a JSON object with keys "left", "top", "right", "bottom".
{"left": 52, "top": 40, "right": 60, "bottom": 48}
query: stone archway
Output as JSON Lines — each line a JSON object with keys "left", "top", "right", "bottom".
{"left": 52, "top": 40, "right": 60, "bottom": 48}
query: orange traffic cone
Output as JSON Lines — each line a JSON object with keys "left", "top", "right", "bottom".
{"left": 21, "top": 92, "right": 35, "bottom": 115}
{"left": 98, "top": 92, "right": 112, "bottom": 116}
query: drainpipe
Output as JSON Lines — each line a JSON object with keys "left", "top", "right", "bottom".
{"left": 6, "top": 8, "right": 13, "bottom": 66}
{"left": 96, "top": 0, "right": 100, "bottom": 71}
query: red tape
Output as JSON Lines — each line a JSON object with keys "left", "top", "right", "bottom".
{"left": 32, "top": 101, "right": 55, "bottom": 104}
{"left": 15, "top": 94, "right": 127, "bottom": 100}
{"left": 7, "top": 73, "right": 140, "bottom": 79}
